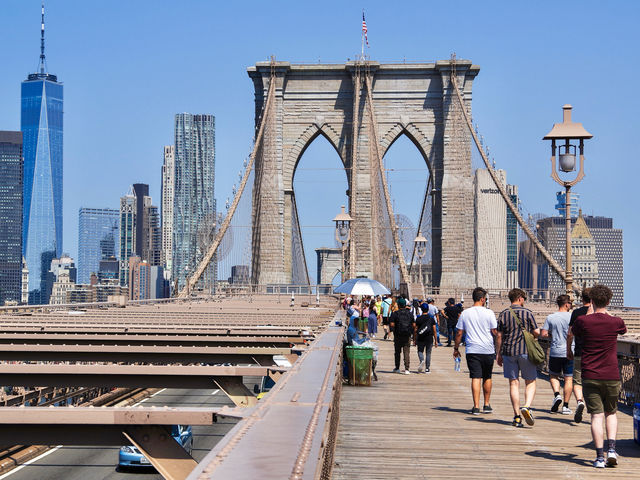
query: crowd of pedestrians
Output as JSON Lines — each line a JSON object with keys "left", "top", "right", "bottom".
{"left": 345, "top": 283, "right": 628, "bottom": 469}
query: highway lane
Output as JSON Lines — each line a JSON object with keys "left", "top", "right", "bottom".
{"left": 0, "top": 383, "right": 253, "bottom": 480}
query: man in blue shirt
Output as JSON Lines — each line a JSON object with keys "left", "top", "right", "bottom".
{"left": 541, "top": 294, "right": 574, "bottom": 415}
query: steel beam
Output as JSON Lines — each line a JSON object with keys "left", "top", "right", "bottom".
{"left": 0, "top": 364, "right": 287, "bottom": 389}
{"left": 0, "top": 332, "right": 304, "bottom": 346}
{"left": 0, "top": 326, "right": 314, "bottom": 337}
{"left": 213, "top": 377, "right": 257, "bottom": 408}
{"left": 0, "top": 406, "right": 242, "bottom": 447}
{"left": 124, "top": 425, "right": 197, "bottom": 480}
{"left": 0, "top": 344, "right": 288, "bottom": 364}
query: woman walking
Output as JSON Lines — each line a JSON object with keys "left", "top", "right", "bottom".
{"left": 368, "top": 302, "right": 379, "bottom": 338}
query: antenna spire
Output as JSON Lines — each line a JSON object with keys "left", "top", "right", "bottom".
{"left": 39, "top": 1, "right": 46, "bottom": 74}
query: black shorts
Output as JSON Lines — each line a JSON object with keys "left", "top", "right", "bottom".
{"left": 466, "top": 353, "right": 495, "bottom": 380}
{"left": 382, "top": 316, "right": 390, "bottom": 325}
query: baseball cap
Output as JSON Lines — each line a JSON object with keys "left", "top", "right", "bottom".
{"left": 397, "top": 298, "right": 407, "bottom": 308}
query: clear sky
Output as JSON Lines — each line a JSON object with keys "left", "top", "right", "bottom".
{"left": 1, "top": 1, "right": 638, "bottom": 304}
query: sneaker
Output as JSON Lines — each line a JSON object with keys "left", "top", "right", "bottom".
{"left": 471, "top": 407, "right": 480, "bottom": 415}
{"left": 425, "top": 368, "right": 431, "bottom": 373}
{"left": 392, "top": 368, "right": 400, "bottom": 374}
{"left": 593, "top": 458, "right": 605, "bottom": 468}
{"left": 606, "top": 450, "right": 618, "bottom": 467}
{"left": 404, "top": 370, "right": 411, "bottom": 375}
{"left": 561, "top": 406, "right": 572, "bottom": 415}
{"left": 512, "top": 415, "right": 524, "bottom": 427}
{"left": 551, "top": 395, "right": 562, "bottom": 413}
{"left": 482, "top": 405, "right": 493, "bottom": 414}
{"left": 520, "top": 406, "right": 535, "bottom": 426}
{"left": 574, "top": 400, "right": 585, "bottom": 423}
{"left": 417, "top": 361, "right": 425, "bottom": 373}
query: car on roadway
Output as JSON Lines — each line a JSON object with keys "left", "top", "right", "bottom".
{"left": 118, "top": 425, "right": 193, "bottom": 469}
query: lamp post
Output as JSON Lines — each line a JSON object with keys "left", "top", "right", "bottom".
{"left": 333, "top": 206, "right": 353, "bottom": 283}
{"left": 543, "top": 105, "right": 592, "bottom": 300}
{"left": 414, "top": 231, "right": 427, "bottom": 297}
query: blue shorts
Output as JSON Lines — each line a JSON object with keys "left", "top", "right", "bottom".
{"left": 503, "top": 354, "right": 538, "bottom": 381}
{"left": 548, "top": 356, "right": 574, "bottom": 377}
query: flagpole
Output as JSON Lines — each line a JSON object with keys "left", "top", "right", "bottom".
{"left": 361, "top": 10, "right": 365, "bottom": 60}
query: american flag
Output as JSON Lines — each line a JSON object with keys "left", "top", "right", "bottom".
{"left": 362, "top": 12, "right": 369, "bottom": 47}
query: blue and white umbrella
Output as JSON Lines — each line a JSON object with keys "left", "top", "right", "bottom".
{"left": 333, "top": 277, "right": 390, "bottom": 296}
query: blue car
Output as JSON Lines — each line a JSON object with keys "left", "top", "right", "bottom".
{"left": 118, "top": 425, "right": 193, "bottom": 469}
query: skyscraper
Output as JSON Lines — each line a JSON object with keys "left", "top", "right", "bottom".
{"left": 506, "top": 184, "right": 519, "bottom": 288}
{"left": 535, "top": 214, "right": 623, "bottom": 305}
{"left": 161, "top": 145, "right": 175, "bottom": 278}
{"left": 173, "top": 114, "right": 216, "bottom": 290}
{"left": 118, "top": 184, "right": 160, "bottom": 286}
{"left": 146, "top": 205, "right": 162, "bottom": 266}
{"left": 119, "top": 190, "right": 136, "bottom": 287}
{"left": 77, "top": 208, "right": 119, "bottom": 284}
{"left": 474, "top": 168, "right": 507, "bottom": 289}
{"left": 0, "top": 132, "right": 24, "bottom": 304}
{"left": 21, "top": 4, "right": 63, "bottom": 304}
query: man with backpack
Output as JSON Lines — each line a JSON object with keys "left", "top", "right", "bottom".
{"left": 416, "top": 302, "right": 438, "bottom": 373}
{"left": 390, "top": 297, "right": 416, "bottom": 374}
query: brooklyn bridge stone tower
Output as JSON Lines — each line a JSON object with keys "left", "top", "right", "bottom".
{"left": 248, "top": 60, "right": 479, "bottom": 290}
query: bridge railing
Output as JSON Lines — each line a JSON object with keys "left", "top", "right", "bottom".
{"left": 617, "top": 337, "right": 640, "bottom": 405}
{"left": 538, "top": 336, "right": 640, "bottom": 406}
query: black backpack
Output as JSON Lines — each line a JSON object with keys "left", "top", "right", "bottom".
{"left": 395, "top": 309, "right": 414, "bottom": 336}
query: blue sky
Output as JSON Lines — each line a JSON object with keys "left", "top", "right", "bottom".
{"left": 1, "top": 1, "right": 638, "bottom": 303}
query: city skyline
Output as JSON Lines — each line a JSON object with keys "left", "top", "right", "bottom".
{"left": 0, "top": 1, "right": 637, "bottom": 302}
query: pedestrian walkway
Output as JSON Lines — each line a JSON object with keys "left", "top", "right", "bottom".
{"left": 332, "top": 337, "right": 639, "bottom": 479}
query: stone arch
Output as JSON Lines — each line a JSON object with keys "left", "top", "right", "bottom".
{"left": 283, "top": 123, "right": 345, "bottom": 192}
{"left": 380, "top": 123, "right": 434, "bottom": 176}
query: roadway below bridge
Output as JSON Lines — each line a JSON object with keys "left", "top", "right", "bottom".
{"left": 0, "top": 382, "right": 260, "bottom": 480}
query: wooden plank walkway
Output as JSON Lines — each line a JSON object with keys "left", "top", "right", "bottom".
{"left": 332, "top": 338, "right": 640, "bottom": 479}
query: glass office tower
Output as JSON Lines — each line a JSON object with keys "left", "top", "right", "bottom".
{"left": 0, "top": 132, "right": 24, "bottom": 304}
{"left": 172, "top": 114, "right": 216, "bottom": 291}
{"left": 21, "top": 6, "right": 63, "bottom": 304}
{"left": 77, "top": 208, "right": 119, "bottom": 284}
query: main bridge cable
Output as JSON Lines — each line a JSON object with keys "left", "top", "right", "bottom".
{"left": 448, "top": 55, "right": 566, "bottom": 282}
{"left": 363, "top": 73, "right": 412, "bottom": 291}
{"left": 178, "top": 61, "right": 278, "bottom": 297}
{"left": 348, "top": 62, "right": 362, "bottom": 279}
{"left": 407, "top": 173, "right": 432, "bottom": 274}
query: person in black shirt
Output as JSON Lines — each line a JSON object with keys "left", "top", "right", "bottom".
{"left": 443, "top": 298, "right": 462, "bottom": 347}
{"left": 390, "top": 297, "right": 417, "bottom": 374}
{"left": 566, "top": 287, "right": 591, "bottom": 423}
{"left": 416, "top": 303, "right": 438, "bottom": 373}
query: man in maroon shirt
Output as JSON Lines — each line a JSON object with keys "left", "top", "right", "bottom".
{"left": 572, "top": 284, "right": 626, "bottom": 469}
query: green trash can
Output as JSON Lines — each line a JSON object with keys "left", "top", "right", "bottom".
{"left": 346, "top": 346, "right": 373, "bottom": 386}
{"left": 357, "top": 318, "right": 368, "bottom": 332}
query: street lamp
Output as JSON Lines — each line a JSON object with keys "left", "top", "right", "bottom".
{"left": 543, "top": 105, "right": 592, "bottom": 300}
{"left": 414, "top": 231, "right": 427, "bottom": 297}
{"left": 333, "top": 205, "right": 353, "bottom": 283}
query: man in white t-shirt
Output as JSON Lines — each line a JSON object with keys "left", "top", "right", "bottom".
{"left": 454, "top": 287, "right": 498, "bottom": 415}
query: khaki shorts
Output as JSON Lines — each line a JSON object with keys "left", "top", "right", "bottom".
{"left": 573, "top": 356, "right": 581, "bottom": 386}
{"left": 583, "top": 379, "right": 621, "bottom": 414}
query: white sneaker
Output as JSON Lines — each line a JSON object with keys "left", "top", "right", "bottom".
{"left": 593, "top": 458, "right": 605, "bottom": 468}
{"left": 417, "top": 361, "right": 425, "bottom": 373}
{"left": 561, "top": 406, "right": 572, "bottom": 415}
{"left": 606, "top": 450, "right": 618, "bottom": 467}
{"left": 404, "top": 370, "right": 411, "bottom": 375}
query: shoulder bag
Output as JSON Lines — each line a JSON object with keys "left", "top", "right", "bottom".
{"left": 509, "top": 307, "right": 545, "bottom": 366}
